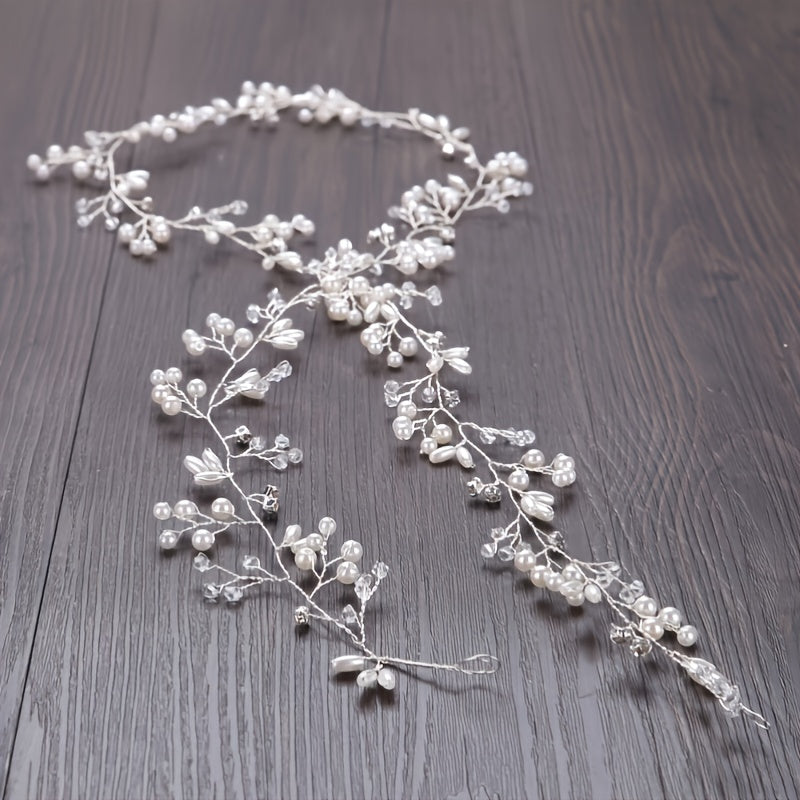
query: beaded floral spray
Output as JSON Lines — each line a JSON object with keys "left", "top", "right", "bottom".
{"left": 28, "top": 82, "right": 768, "bottom": 726}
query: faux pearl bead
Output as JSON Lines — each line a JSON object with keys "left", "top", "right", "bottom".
{"left": 294, "top": 547, "right": 316, "bottom": 571}
{"left": 161, "top": 396, "right": 182, "bottom": 416}
{"left": 187, "top": 339, "right": 206, "bottom": 356}
{"left": 153, "top": 501, "right": 172, "bottom": 520}
{"left": 318, "top": 516, "right": 337, "bottom": 537}
{"left": 305, "top": 533, "right": 324, "bottom": 551}
{"left": 150, "top": 369, "right": 166, "bottom": 386}
{"left": 346, "top": 309, "right": 363, "bottom": 326}
{"left": 173, "top": 499, "right": 197, "bottom": 518}
{"left": 677, "top": 625, "right": 698, "bottom": 647}
{"left": 116, "top": 224, "right": 135, "bottom": 244}
{"left": 216, "top": 318, "right": 235, "bottom": 337}
{"left": 529, "top": 565, "right": 549, "bottom": 587}
{"left": 234, "top": 328, "right": 254, "bottom": 348}
{"left": 658, "top": 606, "right": 682, "bottom": 631}
{"left": 545, "top": 571, "right": 564, "bottom": 592}
{"left": 633, "top": 595, "right": 658, "bottom": 618}
{"left": 583, "top": 583, "right": 602, "bottom": 603}
{"left": 72, "top": 160, "right": 91, "bottom": 181}
{"left": 152, "top": 223, "right": 171, "bottom": 244}
{"left": 507, "top": 469, "right": 530, "bottom": 492}
{"left": 282, "top": 524, "right": 302, "bottom": 545}
{"left": 514, "top": 549, "right": 537, "bottom": 572}
{"left": 398, "top": 337, "right": 418, "bottom": 357}
{"left": 158, "top": 530, "right": 179, "bottom": 550}
{"left": 151, "top": 384, "right": 170, "bottom": 404}
{"left": 392, "top": 416, "right": 414, "bottom": 441}
{"left": 192, "top": 529, "right": 214, "bottom": 551}
{"left": 356, "top": 669, "right": 378, "bottom": 688}
{"left": 186, "top": 379, "right": 207, "bottom": 398}
{"left": 397, "top": 400, "right": 417, "bottom": 419}
{"left": 561, "top": 564, "right": 582, "bottom": 582}
{"left": 336, "top": 561, "right": 360, "bottom": 584}
{"left": 431, "top": 423, "right": 452, "bottom": 444}
{"left": 386, "top": 350, "right": 403, "bottom": 368}
{"left": 552, "top": 469, "right": 577, "bottom": 488}
{"left": 211, "top": 498, "right": 234, "bottom": 519}
{"left": 640, "top": 618, "right": 665, "bottom": 640}
{"left": 340, "top": 540, "right": 363, "bottom": 562}
{"left": 521, "top": 449, "right": 545, "bottom": 470}
{"left": 566, "top": 593, "right": 585, "bottom": 606}
{"left": 419, "top": 437, "right": 438, "bottom": 455}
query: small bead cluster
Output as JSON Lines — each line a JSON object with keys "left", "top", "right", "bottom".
{"left": 28, "top": 82, "right": 766, "bottom": 727}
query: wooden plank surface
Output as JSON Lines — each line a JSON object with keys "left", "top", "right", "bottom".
{"left": 1, "top": 0, "right": 798, "bottom": 797}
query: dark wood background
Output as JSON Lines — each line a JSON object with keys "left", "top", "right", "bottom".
{"left": 1, "top": 0, "right": 798, "bottom": 798}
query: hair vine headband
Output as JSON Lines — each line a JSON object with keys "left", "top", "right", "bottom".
{"left": 27, "top": 81, "right": 768, "bottom": 728}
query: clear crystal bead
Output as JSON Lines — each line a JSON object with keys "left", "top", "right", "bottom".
{"left": 425, "top": 286, "right": 442, "bottom": 306}
{"left": 243, "top": 555, "right": 261, "bottom": 569}
{"left": 619, "top": 580, "right": 645, "bottom": 604}
{"left": 490, "top": 527, "right": 506, "bottom": 541}
{"left": 355, "top": 574, "right": 373, "bottom": 603}
{"left": 202, "top": 583, "right": 221, "bottom": 600}
{"left": 373, "top": 562, "right": 389, "bottom": 580}
{"left": 193, "top": 553, "right": 211, "bottom": 572}
{"left": 479, "top": 429, "right": 497, "bottom": 444}
{"left": 629, "top": 638, "right": 652, "bottom": 658}
{"left": 480, "top": 542, "right": 497, "bottom": 558}
{"left": 250, "top": 436, "right": 266, "bottom": 451}
{"left": 274, "top": 433, "right": 290, "bottom": 449}
{"left": 288, "top": 447, "right": 303, "bottom": 464}
{"left": 482, "top": 485, "right": 502, "bottom": 504}
{"left": 272, "top": 452, "right": 289, "bottom": 470}
{"left": 246, "top": 304, "right": 260, "bottom": 323}
{"left": 497, "top": 546, "right": 516, "bottom": 562}
{"left": 222, "top": 585, "right": 244, "bottom": 603}
{"left": 421, "top": 387, "right": 436, "bottom": 403}
{"left": 341, "top": 604, "right": 358, "bottom": 624}
{"left": 293, "top": 605, "right": 309, "bottom": 625}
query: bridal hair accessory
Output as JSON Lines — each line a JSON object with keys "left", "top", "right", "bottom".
{"left": 27, "top": 81, "right": 768, "bottom": 728}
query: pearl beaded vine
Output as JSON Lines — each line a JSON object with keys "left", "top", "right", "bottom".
{"left": 28, "top": 81, "right": 767, "bottom": 727}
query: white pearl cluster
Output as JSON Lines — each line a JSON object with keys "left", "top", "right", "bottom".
{"left": 630, "top": 594, "right": 698, "bottom": 647}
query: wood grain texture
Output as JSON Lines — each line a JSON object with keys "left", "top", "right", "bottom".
{"left": 1, "top": 0, "right": 798, "bottom": 798}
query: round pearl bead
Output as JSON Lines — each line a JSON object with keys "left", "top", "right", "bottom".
{"left": 294, "top": 547, "right": 316, "bottom": 571}
{"left": 640, "top": 618, "right": 665, "bottom": 640}
{"left": 318, "top": 516, "right": 337, "bottom": 537}
{"left": 561, "top": 564, "right": 583, "bottom": 582}
{"left": 187, "top": 339, "right": 206, "bottom": 356}
{"left": 346, "top": 309, "right": 363, "bottom": 326}
{"left": 173, "top": 499, "right": 197, "bottom": 517}
{"left": 158, "top": 530, "right": 179, "bottom": 550}
{"left": 397, "top": 400, "right": 417, "bottom": 419}
{"left": 206, "top": 313, "right": 220, "bottom": 329}
{"left": 340, "top": 540, "right": 363, "bottom": 562}
{"left": 305, "top": 533, "right": 324, "bottom": 552}
{"left": 419, "top": 437, "right": 438, "bottom": 455}
{"left": 632, "top": 595, "right": 658, "bottom": 617}
{"left": 216, "top": 318, "right": 235, "bottom": 337}
{"left": 583, "top": 583, "right": 602, "bottom": 603}
{"left": 431, "top": 423, "right": 452, "bottom": 444}
{"left": 72, "top": 160, "right": 91, "bottom": 181}
{"left": 507, "top": 469, "right": 530, "bottom": 492}
{"left": 152, "top": 502, "right": 172, "bottom": 521}
{"left": 392, "top": 416, "right": 414, "bottom": 441}
{"left": 234, "top": 328, "right": 254, "bottom": 348}
{"left": 117, "top": 223, "right": 135, "bottom": 244}
{"left": 192, "top": 529, "right": 214, "bottom": 551}
{"left": 521, "top": 449, "right": 545, "bottom": 470}
{"left": 529, "top": 565, "right": 549, "bottom": 587}
{"left": 161, "top": 396, "right": 182, "bottom": 416}
{"left": 552, "top": 469, "right": 577, "bottom": 488}
{"left": 186, "top": 379, "right": 207, "bottom": 398}
{"left": 336, "top": 561, "right": 360, "bottom": 584}
{"left": 398, "top": 337, "right": 418, "bottom": 357}
{"left": 211, "top": 498, "right": 234, "bottom": 520}
{"left": 677, "top": 625, "right": 698, "bottom": 647}
{"left": 566, "top": 593, "right": 585, "bottom": 607}
{"left": 658, "top": 606, "right": 682, "bottom": 631}
{"left": 152, "top": 223, "right": 171, "bottom": 244}
{"left": 513, "top": 549, "right": 537, "bottom": 572}
{"left": 545, "top": 571, "right": 564, "bottom": 592}
{"left": 151, "top": 384, "right": 170, "bottom": 404}
{"left": 386, "top": 351, "right": 403, "bottom": 368}
{"left": 149, "top": 369, "right": 166, "bottom": 386}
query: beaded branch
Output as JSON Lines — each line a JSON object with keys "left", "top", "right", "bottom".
{"left": 28, "top": 81, "right": 767, "bottom": 727}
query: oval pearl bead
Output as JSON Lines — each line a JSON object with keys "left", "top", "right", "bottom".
{"left": 419, "top": 437, "right": 438, "bottom": 455}
{"left": 192, "top": 529, "right": 214, "bottom": 551}
{"left": 583, "top": 583, "right": 603, "bottom": 603}
{"left": 677, "top": 625, "right": 698, "bottom": 647}
{"left": 429, "top": 445, "right": 456, "bottom": 464}
{"left": 377, "top": 668, "right": 396, "bottom": 690}
{"left": 566, "top": 593, "right": 585, "bottom": 606}
{"left": 356, "top": 669, "right": 378, "bottom": 688}
{"left": 282, "top": 524, "right": 302, "bottom": 545}
{"left": 640, "top": 618, "right": 665, "bottom": 640}
{"left": 340, "top": 540, "right": 363, "bottom": 562}
{"left": 529, "top": 565, "right": 549, "bottom": 587}
{"left": 507, "top": 469, "right": 530, "bottom": 491}
{"left": 633, "top": 595, "right": 658, "bottom": 618}
{"left": 456, "top": 446, "right": 474, "bottom": 469}
{"left": 521, "top": 449, "right": 545, "bottom": 470}
{"left": 658, "top": 606, "right": 682, "bottom": 631}
{"left": 294, "top": 547, "right": 316, "bottom": 571}
{"left": 330, "top": 655, "right": 367, "bottom": 674}
{"left": 152, "top": 501, "right": 172, "bottom": 521}
{"left": 514, "top": 550, "right": 537, "bottom": 572}
{"left": 336, "top": 561, "right": 360, "bottom": 584}
{"left": 318, "top": 516, "right": 337, "bottom": 537}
